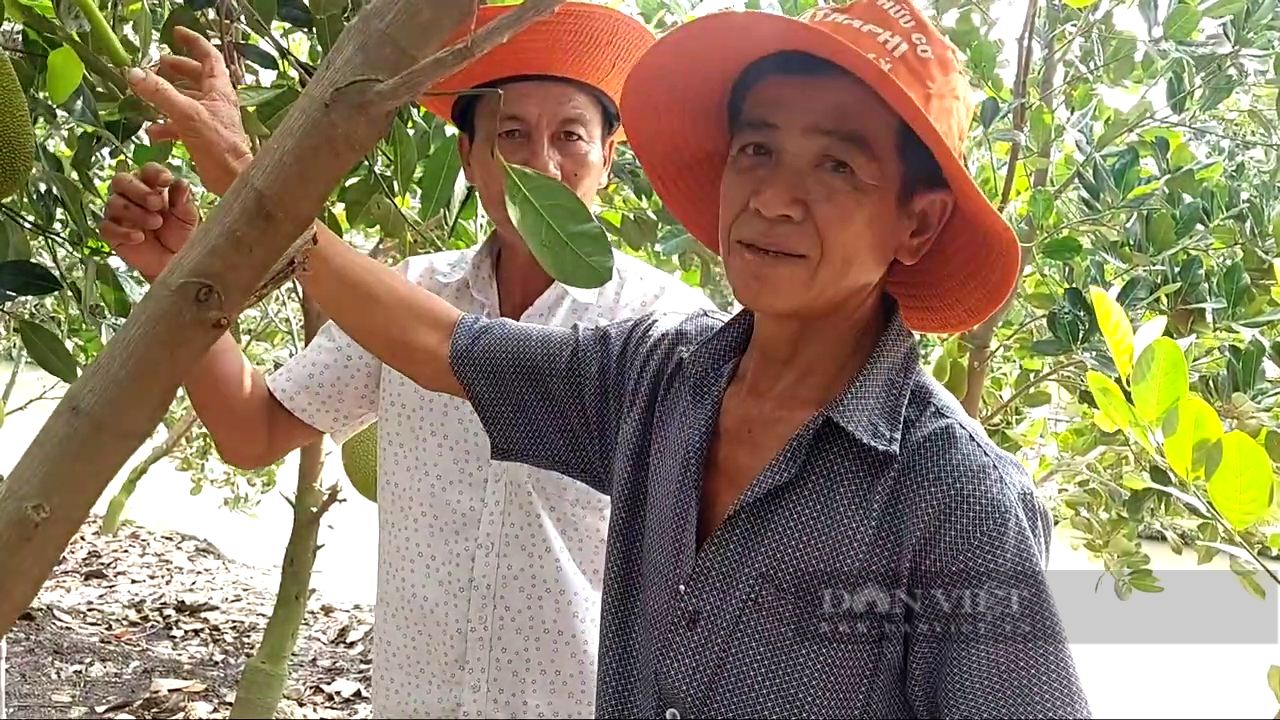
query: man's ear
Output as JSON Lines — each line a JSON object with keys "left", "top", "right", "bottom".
{"left": 894, "top": 189, "right": 954, "bottom": 266}
{"left": 458, "top": 133, "right": 474, "bottom": 184}
{"left": 597, "top": 137, "right": 618, "bottom": 190}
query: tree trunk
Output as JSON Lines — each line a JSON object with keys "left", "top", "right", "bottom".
{"left": 0, "top": 0, "right": 565, "bottom": 639}
{"left": 100, "top": 408, "right": 200, "bottom": 536}
{"left": 229, "top": 293, "right": 335, "bottom": 719}
{"left": 959, "top": 0, "right": 1059, "bottom": 419}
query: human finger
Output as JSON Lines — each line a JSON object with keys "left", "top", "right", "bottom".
{"left": 172, "top": 26, "right": 229, "bottom": 86}
{"left": 105, "top": 194, "right": 164, "bottom": 231}
{"left": 126, "top": 67, "right": 203, "bottom": 124}
{"left": 157, "top": 54, "right": 203, "bottom": 85}
{"left": 100, "top": 219, "right": 146, "bottom": 247}
{"left": 137, "top": 162, "right": 175, "bottom": 190}
{"left": 167, "top": 179, "right": 199, "bottom": 228}
{"left": 109, "top": 171, "right": 166, "bottom": 211}
{"left": 145, "top": 122, "right": 181, "bottom": 142}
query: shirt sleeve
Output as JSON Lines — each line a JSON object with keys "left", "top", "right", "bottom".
{"left": 447, "top": 311, "right": 657, "bottom": 496}
{"left": 906, "top": 477, "right": 1093, "bottom": 719}
{"left": 263, "top": 258, "right": 423, "bottom": 445}
{"left": 264, "top": 318, "right": 381, "bottom": 444}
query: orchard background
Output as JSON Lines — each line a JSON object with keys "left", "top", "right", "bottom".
{"left": 0, "top": 0, "right": 1277, "bottom": 717}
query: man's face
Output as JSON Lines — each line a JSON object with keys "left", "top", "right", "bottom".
{"left": 460, "top": 80, "right": 616, "bottom": 241}
{"left": 718, "top": 71, "right": 954, "bottom": 319}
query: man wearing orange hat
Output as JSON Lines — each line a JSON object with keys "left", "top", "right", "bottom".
{"left": 100, "top": 4, "right": 718, "bottom": 718}
{"left": 108, "top": 0, "right": 1095, "bottom": 718}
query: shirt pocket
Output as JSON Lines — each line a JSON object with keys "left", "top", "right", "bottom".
{"left": 702, "top": 572, "right": 908, "bottom": 718}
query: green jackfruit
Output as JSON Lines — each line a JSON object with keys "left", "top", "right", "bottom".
{"left": 340, "top": 422, "right": 378, "bottom": 503}
{"left": 0, "top": 46, "right": 34, "bottom": 200}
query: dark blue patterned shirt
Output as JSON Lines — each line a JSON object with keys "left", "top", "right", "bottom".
{"left": 448, "top": 302, "right": 1092, "bottom": 719}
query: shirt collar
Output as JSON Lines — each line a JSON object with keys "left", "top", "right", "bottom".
{"left": 684, "top": 297, "right": 920, "bottom": 454}
{"left": 434, "top": 234, "right": 603, "bottom": 308}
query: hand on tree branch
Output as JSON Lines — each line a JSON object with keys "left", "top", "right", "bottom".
{"left": 126, "top": 26, "right": 253, "bottom": 197}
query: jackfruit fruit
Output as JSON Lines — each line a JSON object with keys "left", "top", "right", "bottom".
{"left": 340, "top": 422, "right": 378, "bottom": 503}
{"left": 0, "top": 46, "right": 34, "bottom": 200}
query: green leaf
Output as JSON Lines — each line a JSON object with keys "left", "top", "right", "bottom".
{"left": 1163, "top": 3, "right": 1201, "bottom": 40}
{"left": 0, "top": 259, "right": 61, "bottom": 296}
{"left": 1090, "top": 286, "right": 1136, "bottom": 380}
{"left": 45, "top": 44, "right": 84, "bottom": 105}
{"left": 1204, "top": 430, "right": 1273, "bottom": 530}
{"left": 416, "top": 142, "right": 462, "bottom": 224}
{"left": 391, "top": 119, "right": 416, "bottom": 198}
{"left": 18, "top": 318, "right": 78, "bottom": 384}
{"left": 1161, "top": 396, "right": 1222, "bottom": 480}
{"left": 1267, "top": 665, "right": 1280, "bottom": 705}
{"left": 134, "top": 0, "right": 153, "bottom": 60}
{"left": 978, "top": 96, "right": 1000, "bottom": 129}
{"left": 501, "top": 158, "right": 614, "bottom": 289}
{"left": 1202, "top": 0, "right": 1245, "bottom": 16}
{"left": 1132, "top": 315, "right": 1167, "bottom": 359}
{"left": 1039, "top": 236, "right": 1082, "bottom": 262}
{"left": 252, "top": 0, "right": 277, "bottom": 24}
{"left": 1087, "top": 370, "right": 1136, "bottom": 431}
{"left": 1131, "top": 337, "right": 1188, "bottom": 423}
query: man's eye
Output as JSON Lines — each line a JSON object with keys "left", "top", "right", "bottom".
{"left": 561, "top": 130, "right": 583, "bottom": 142}
{"left": 826, "top": 158, "right": 854, "bottom": 174}
{"left": 736, "top": 141, "right": 769, "bottom": 157}
{"left": 498, "top": 129, "right": 523, "bottom": 140}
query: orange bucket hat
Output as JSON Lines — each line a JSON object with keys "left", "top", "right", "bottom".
{"left": 620, "top": 1, "right": 1020, "bottom": 334}
{"left": 417, "top": 2, "right": 656, "bottom": 142}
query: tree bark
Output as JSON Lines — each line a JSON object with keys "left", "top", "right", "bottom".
{"left": 230, "top": 293, "right": 334, "bottom": 719}
{"left": 0, "top": 0, "right": 565, "bottom": 639}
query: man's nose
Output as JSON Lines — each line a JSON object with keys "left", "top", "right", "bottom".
{"left": 522, "top": 137, "right": 562, "bottom": 182}
{"left": 747, "top": 171, "right": 805, "bottom": 222}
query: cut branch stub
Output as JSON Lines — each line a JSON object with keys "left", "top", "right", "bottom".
{"left": 0, "top": 0, "right": 554, "bottom": 639}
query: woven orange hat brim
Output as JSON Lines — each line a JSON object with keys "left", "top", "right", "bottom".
{"left": 620, "top": 11, "right": 1020, "bottom": 335}
{"left": 417, "top": 2, "right": 656, "bottom": 143}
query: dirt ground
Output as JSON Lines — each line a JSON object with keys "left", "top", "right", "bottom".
{"left": 3, "top": 515, "right": 374, "bottom": 719}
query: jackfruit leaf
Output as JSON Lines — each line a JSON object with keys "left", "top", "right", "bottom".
{"left": 1132, "top": 315, "right": 1168, "bottom": 359}
{"left": 18, "top": 318, "right": 77, "bottom": 384}
{"left": 1087, "top": 370, "right": 1135, "bottom": 431}
{"left": 0, "top": 259, "right": 60, "bottom": 296}
{"left": 1204, "top": 430, "right": 1273, "bottom": 530}
{"left": 1090, "top": 286, "right": 1135, "bottom": 381}
{"left": 417, "top": 141, "right": 461, "bottom": 224}
{"left": 45, "top": 44, "right": 83, "bottom": 105}
{"left": 1161, "top": 396, "right": 1223, "bottom": 480}
{"left": 1163, "top": 3, "right": 1201, "bottom": 41}
{"left": 1131, "top": 337, "right": 1188, "bottom": 423}
{"left": 501, "top": 158, "right": 613, "bottom": 289}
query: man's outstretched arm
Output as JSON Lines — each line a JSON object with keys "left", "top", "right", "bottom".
{"left": 297, "top": 224, "right": 466, "bottom": 398}
{"left": 294, "top": 223, "right": 649, "bottom": 493}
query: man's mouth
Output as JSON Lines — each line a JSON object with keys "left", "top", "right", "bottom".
{"left": 739, "top": 241, "right": 805, "bottom": 259}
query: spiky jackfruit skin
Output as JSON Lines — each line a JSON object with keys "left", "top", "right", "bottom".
{"left": 0, "top": 50, "right": 34, "bottom": 201}
{"left": 340, "top": 422, "right": 378, "bottom": 503}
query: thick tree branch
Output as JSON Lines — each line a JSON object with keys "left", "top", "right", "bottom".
{"left": 0, "top": 0, "right": 549, "bottom": 639}
{"left": 372, "top": 0, "right": 563, "bottom": 107}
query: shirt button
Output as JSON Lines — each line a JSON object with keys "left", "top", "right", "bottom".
{"left": 665, "top": 709, "right": 681, "bottom": 720}
{"left": 677, "top": 584, "right": 686, "bottom": 594}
